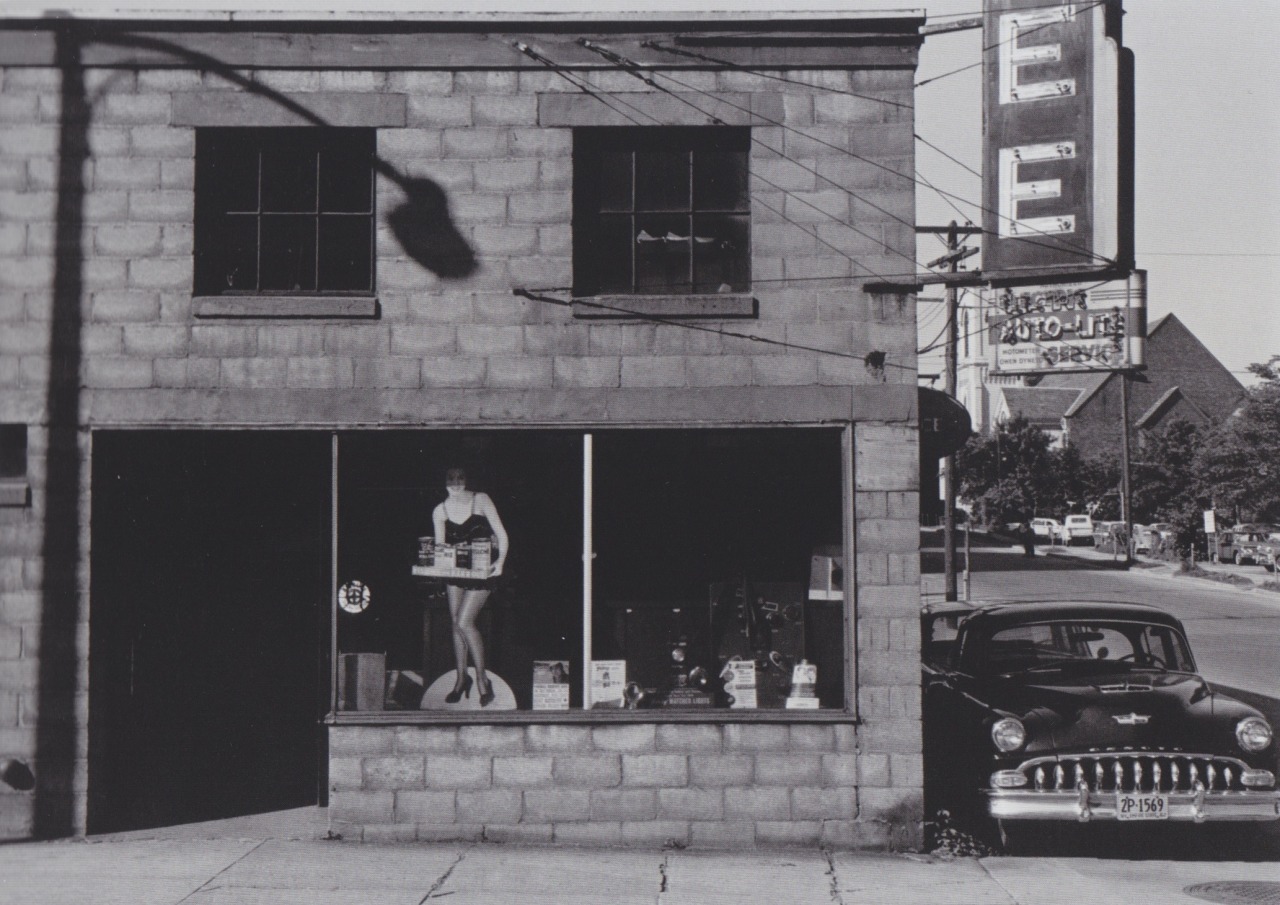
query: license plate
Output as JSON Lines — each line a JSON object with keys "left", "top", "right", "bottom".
{"left": 1115, "top": 792, "right": 1168, "bottom": 820}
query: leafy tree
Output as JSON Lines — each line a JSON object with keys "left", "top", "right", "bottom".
{"left": 1130, "top": 419, "right": 1205, "bottom": 523}
{"left": 1195, "top": 356, "right": 1280, "bottom": 523}
{"left": 955, "top": 415, "right": 1056, "bottom": 526}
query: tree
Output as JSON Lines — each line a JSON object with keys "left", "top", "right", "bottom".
{"left": 1195, "top": 356, "right": 1280, "bottom": 523}
{"left": 1130, "top": 419, "right": 1205, "bottom": 523}
{"left": 955, "top": 415, "right": 1056, "bottom": 526}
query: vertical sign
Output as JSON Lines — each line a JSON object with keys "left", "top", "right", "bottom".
{"left": 983, "top": 0, "right": 1130, "bottom": 279}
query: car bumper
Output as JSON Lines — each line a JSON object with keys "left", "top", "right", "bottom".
{"left": 988, "top": 788, "right": 1280, "bottom": 822}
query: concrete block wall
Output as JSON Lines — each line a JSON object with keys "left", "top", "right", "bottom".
{"left": 328, "top": 721, "right": 916, "bottom": 850}
{"left": 0, "top": 38, "right": 922, "bottom": 843}
{"left": 0, "top": 63, "right": 918, "bottom": 418}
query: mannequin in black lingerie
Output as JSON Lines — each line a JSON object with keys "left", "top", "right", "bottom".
{"left": 432, "top": 467, "right": 509, "bottom": 706}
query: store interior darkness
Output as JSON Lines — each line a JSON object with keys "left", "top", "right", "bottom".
{"left": 89, "top": 431, "right": 330, "bottom": 834}
{"left": 338, "top": 427, "right": 845, "bottom": 710}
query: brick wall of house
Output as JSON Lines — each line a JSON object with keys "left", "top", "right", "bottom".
{"left": 1065, "top": 316, "right": 1246, "bottom": 455}
{"left": 0, "top": 23, "right": 922, "bottom": 845}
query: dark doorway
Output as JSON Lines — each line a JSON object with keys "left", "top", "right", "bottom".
{"left": 88, "top": 431, "right": 330, "bottom": 834}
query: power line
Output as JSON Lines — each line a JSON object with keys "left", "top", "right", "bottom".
{"left": 601, "top": 49, "right": 1114, "bottom": 268}
{"left": 518, "top": 41, "right": 928, "bottom": 286}
{"left": 640, "top": 41, "right": 914, "bottom": 110}
{"left": 915, "top": 1, "right": 1107, "bottom": 89}
{"left": 915, "top": 133, "right": 982, "bottom": 179}
{"left": 510, "top": 46, "right": 918, "bottom": 372}
{"left": 513, "top": 288, "right": 918, "bottom": 372}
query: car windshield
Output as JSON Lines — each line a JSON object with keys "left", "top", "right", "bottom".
{"left": 976, "top": 620, "right": 1195, "bottom": 675}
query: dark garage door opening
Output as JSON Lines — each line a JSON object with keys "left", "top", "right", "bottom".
{"left": 88, "top": 431, "right": 331, "bottom": 834}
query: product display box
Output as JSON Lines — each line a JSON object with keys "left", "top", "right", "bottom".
{"left": 411, "top": 536, "right": 492, "bottom": 580}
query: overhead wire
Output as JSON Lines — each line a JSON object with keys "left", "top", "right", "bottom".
{"left": 511, "top": 43, "right": 919, "bottom": 371}
{"left": 915, "top": 0, "right": 1107, "bottom": 89}
{"left": 914, "top": 133, "right": 983, "bottom": 179}
{"left": 581, "top": 43, "right": 1115, "bottom": 270}
{"left": 521, "top": 41, "right": 928, "bottom": 286}
{"left": 565, "top": 39, "right": 947, "bottom": 284}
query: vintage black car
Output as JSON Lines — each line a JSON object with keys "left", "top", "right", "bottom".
{"left": 923, "top": 601, "right": 1278, "bottom": 843}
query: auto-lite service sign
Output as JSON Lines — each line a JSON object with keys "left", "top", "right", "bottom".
{"left": 982, "top": 0, "right": 1133, "bottom": 281}
{"left": 986, "top": 270, "right": 1146, "bottom": 374}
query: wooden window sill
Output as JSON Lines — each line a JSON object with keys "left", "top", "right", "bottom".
{"left": 570, "top": 294, "right": 757, "bottom": 320}
{"left": 193, "top": 296, "right": 379, "bottom": 319}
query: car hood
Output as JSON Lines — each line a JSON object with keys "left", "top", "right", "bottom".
{"left": 989, "top": 671, "right": 1248, "bottom": 753}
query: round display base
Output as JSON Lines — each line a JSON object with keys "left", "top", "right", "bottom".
{"left": 421, "top": 667, "right": 516, "bottom": 711}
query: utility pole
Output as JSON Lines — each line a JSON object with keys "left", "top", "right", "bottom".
{"left": 920, "top": 222, "right": 980, "bottom": 602}
{"left": 1119, "top": 369, "right": 1133, "bottom": 566}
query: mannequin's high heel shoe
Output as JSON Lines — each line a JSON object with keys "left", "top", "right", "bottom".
{"left": 444, "top": 673, "right": 472, "bottom": 704}
{"left": 478, "top": 677, "right": 495, "bottom": 708}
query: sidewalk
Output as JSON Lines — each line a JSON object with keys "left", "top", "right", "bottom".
{"left": 4, "top": 810, "right": 1280, "bottom": 905}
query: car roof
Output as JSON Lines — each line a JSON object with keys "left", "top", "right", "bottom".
{"left": 932, "top": 601, "right": 1185, "bottom": 632}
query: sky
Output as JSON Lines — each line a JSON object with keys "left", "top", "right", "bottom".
{"left": 2, "top": 0, "right": 1277, "bottom": 381}
{"left": 914, "top": 0, "right": 1280, "bottom": 383}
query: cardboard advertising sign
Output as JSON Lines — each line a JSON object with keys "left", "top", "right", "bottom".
{"left": 589, "top": 660, "right": 626, "bottom": 709}
{"left": 532, "top": 660, "right": 570, "bottom": 711}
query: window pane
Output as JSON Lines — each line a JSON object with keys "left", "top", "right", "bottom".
{"left": 694, "top": 151, "right": 749, "bottom": 211}
{"left": 319, "top": 142, "right": 373, "bottom": 214}
{"left": 593, "top": 429, "right": 845, "bottom": 710}
{"left": 598, "top": 151, "right": 633, "bottom": 212}
{"left": 261, "top": 138, "right": 317, "bottom": 213}
{"left": 318, "top": 216, "right": 373, "bottom": 292}
{"left": 214, "top": 141, "right": 260, "bottom": 213}
{"left": 216, "top": 215, "right": 260, "bottom": 291}
{"left": 593, "top": 215, "right": 634, "bottom": 295}
{"left": 635, "top": 214, "right": 691, "bottom": 294}
{"left": 337, "top": 431, "right": 585, "bottom": 712}
{"left": 692, "top": 214, "right": 750, "bottom": 293}
{"left": 259, "top": 215, "right": 317, "bottom": 291}
{"left": 635, "top": 150, "right": 690, "bottom": 212}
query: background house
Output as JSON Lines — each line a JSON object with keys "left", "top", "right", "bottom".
{"left": 959, "top": 310, "right": 1245, "bottom": 456}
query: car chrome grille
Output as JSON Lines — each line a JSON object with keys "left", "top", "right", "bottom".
{"left": 1018, "top": 753, "right": 1250, "bottom": 793}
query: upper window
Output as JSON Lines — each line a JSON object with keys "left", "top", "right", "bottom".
{"left": 573, "top": 127, "right": 750, "bottom": 296}
{"left": 195, "top": 128, "right": 375, "bottom": 295}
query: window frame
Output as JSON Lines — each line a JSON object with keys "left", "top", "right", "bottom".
{"left": 326, "top": 424, "right": 857, "bottom": 724}
{"left": 194, "top": 127, "right": 377, "bottom": 302}
{"left": 572, "top": 127, "right": 755, "bottom": 316}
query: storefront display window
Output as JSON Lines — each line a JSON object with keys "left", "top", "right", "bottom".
{"left": 333, "top": 427, "right": 847, "bottom": 716}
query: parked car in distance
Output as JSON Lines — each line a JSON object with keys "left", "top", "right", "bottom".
{"left": 1061, "top": 514, "right": 1094, "bottom": 545}
{"left": 922, "top": 601, "right": 1279, "bottom": 848}
{"left": 1255, "top": 532, "right": 1280, "bottom": 572}
{"left": 1092, "top": 520, "right": 1127, "bottom": 548}
{"left": 1132, "top": 523, "right": 1152, "bottom": 554}
{"left": 1030, "top": 518, "right": 1062, "bottom": 542}
{"left": 1212, "top": 524, "right": 1277, "bottom": 565}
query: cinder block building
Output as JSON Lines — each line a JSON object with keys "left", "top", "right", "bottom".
{"left": 0, "top": 6, "right": 925, "bottom": 847}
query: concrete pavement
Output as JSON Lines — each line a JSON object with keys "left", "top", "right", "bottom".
{"left": 4, "top": 810, "right": 1280, "bottom": 905}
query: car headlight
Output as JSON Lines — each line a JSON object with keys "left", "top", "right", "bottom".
{"left": 1236, "top": 717, "right": 1273, "bottom": 752}
{"left": 991, "top": 717, "right": 1027, "bottom": 752}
